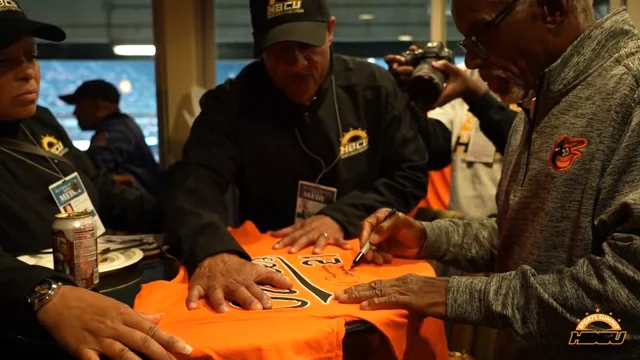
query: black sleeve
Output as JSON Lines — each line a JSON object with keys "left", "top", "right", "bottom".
{"left": 164, "top": 84, "right": 250, "bottom": 275}
{"left": 35, "top": 107, "right": 164, "bottom": 234}
{"left": 88, "top": 164, "right": 165, "bottom": 233}
{"left": 465, "top": 91, "right": 518, "bottom": 155}
{"left": 407, "top": 103, "right": 453, "bottom": 171}
{"left": 0, "top": 245, "right": 68, "bottom": 338}
{"left": 318, "top": 81, "right": 429, "bottom": 238}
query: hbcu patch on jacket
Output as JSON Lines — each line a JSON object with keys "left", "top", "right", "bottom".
{"left": 548, "top": 134, "right": 588, "bottom": 172}
{"left": 339, "top": 128, "right": 369, "bottom": 159}
{"left": 0, "top": 0, "right": 20, "bottom": 12}
{"left": 40, "top": 134, "right": 68, "bottom": 156}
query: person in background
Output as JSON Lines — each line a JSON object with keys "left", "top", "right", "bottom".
{"left": 426, "top": 64, "right": 517, "bottom": 219}
{"left": 336, "top": 1, "right": 640, "bottom": 359}
{"left": 165, "top": 0, "right": 453, "bottom": 314}
{"left": 0, "top": 1, "right": 186, "bottom": 359}
{"left": 386, "top": 47, "right": 518, "bottom": 219}
{"left": 60, "top": 79, "right": 164, "bottom": 197}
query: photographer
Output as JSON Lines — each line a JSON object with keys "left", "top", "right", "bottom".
{"left": 388, "top": 44, "right": 517, "bottom": 155}
{"left": 387, "top": 44, "right": 519, "bottom": 219}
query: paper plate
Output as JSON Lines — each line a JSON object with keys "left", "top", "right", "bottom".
{"left": 17, "top": 246, "right": 144, "bottom": 275}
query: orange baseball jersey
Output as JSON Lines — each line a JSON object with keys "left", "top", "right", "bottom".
{"left": 134, "top": 222, "right": 448, "bottom": 360}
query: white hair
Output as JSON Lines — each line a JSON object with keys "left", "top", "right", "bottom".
{"left": 486, "top": 0, "right": 594, "bottom": 20}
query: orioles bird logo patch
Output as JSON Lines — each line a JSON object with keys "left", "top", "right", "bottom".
{"left": 549, "top": 135, "right": 588, "bottom": 172}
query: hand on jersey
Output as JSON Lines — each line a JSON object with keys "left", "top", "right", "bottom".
{"left": 37, "top": 285, "right": 192, "bottom": 360}
{"left": 334, "top": 274, "right": 448, "bottom": 318}
{"left": 187, "top": 253, "right": 293, "bottom": 313}
{"left": 359, "top": 208, "right": 427, "bottom": 265}
{"left": 272, "top": 215, "right": 351, "bottom": 254}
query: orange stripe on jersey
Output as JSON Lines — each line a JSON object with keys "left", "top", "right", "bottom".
{"left": 134, "top": 222, "right": 448, "bottom": 360}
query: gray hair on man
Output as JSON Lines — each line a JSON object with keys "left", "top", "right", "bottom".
{"left": 486, "top": 0, "right": 595, "bottom": 19}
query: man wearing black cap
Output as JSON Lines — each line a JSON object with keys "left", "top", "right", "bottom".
{"left": 0, "top": 2, "right": 190, "bottom": 359}
{"left": 165, "top": 0, "right": 451, "bottom": 313}
{"left": 60, "top": 79, "right": 164, "bottom": 197}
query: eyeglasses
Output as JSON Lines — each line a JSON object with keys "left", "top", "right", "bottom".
{"left": 458, "top": 0, "right": 520, "bottom": 58}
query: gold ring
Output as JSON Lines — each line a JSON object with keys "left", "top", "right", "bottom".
{"left": 320, "top": 232, "right": 329, "bottom": 239}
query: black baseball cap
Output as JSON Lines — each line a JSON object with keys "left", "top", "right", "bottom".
{"left": 250, "top": 0, "right": 331, "bottom": 57}
{"left": 0, "top": 0, "right": 66, "bottom": 49}
{"left": 59, "top": 80, "right": 121, "bottom": 105}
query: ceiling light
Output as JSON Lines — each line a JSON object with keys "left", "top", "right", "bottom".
{"left": 397, "top": 35, "right": 414, "bottom": 42}
{"left": 113, "top": 44, "right": 156, "bottom": 56}
{"left": 119, "top": 79, "right": 133, "bottom": 94}
{"left": 358, "top": 13, "right": 374, "bottom": 20}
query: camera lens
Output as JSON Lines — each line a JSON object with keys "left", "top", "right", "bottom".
{"left": 407, "top": 62, "right": 447, "bottom": 109}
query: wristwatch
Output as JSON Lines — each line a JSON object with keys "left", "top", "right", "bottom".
{"left": 26, "top": 278, "right": 63, "bottom": 312}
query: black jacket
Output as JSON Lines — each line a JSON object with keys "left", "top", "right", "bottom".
{"left": 0, "top": 106, "right": 163, "bottom": 255}
{"left": 0, "top": 244, "right": 68, "bottom": 339}
{"left": 165, "top": 55, "right": 450, "bottom": 273}
{"left": 87, "top": 112, "right": 164, "bottom": 197}
{"left": 466, "top": 92, "right": 518, "bottom": 155}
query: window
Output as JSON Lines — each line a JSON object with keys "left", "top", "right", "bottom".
{"left": 38, "top": 59, "right": 285, "bottom": 160}
{"left": 38, "top": 59, "right": 160, "bottom": 160}
{"left": 216, "top": 59, "right": 252, "bottom": 84}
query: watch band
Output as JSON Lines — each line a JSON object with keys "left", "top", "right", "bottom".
{"left": 27, "top": 279, "right": 63, "bottom": 312}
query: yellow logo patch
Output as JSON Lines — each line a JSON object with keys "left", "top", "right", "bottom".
{"left": 40, "top": 134, "right": 69, "bottom": 156}
{"left": 267, "top": 0, "right": 303, "bottom": 19}
{"left": 340, "top": 128, "right": 368, "bottom": 159}
{"left": 0, "top": 0, "right": 20, "bottom": 11}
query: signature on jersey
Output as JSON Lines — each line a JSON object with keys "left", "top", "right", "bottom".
{"left": 320, "top": 264, "right": 361, "bottom": 286}
{"left": 231, "top": 254, "right": 362, "bottom": 310}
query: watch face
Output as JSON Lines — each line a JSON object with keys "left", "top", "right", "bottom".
{"left": 35, "top": 283, "right": 51, "bottom": 295}
{"left": 30, "top": 280, "right": 53, "bottom": 301}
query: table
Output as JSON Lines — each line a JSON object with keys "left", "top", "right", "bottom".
{"left": 4, "top": 254, "right": 394, "bottom": 360}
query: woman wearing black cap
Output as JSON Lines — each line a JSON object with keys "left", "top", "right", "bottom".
{"left": 0, "top": 2, "right": 191, "bottom": 359}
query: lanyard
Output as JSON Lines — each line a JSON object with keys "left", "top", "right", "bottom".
{"left": 0, "top": 125, "right": 65, "bottom": 179}
{"left": 294, "top": 75, "right": 343, "bottom": 184}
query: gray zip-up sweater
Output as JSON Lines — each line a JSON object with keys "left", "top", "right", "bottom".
{"left": 421, "top": 9, "right": 640, "bottom": 360}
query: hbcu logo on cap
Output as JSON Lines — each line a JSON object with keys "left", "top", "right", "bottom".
{"left": 267, "top": 0, "right": 303, "bottom": 19}
{"left": 0, "top": 0, "right": 20, "bottom": 11}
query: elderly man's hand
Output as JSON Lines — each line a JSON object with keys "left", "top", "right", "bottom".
{"left": 187, "top": 253, "right": 293, "bottom": 313}
{"left": 272, "top": 215, "right": 351, "bottom": 254}
{"left": 359, "top": 208, "right": 427, "bottom": 265}
{"left": 334, "top": 274, "right": 449, "bottom": 318}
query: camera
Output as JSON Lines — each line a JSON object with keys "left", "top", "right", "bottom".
{"left": 398, "top": 41, "right": 454, "bottom": 109}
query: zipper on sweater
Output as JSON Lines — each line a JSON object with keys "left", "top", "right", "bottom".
{"left": 518, "top": 75, "right": 543, "bottom": 188}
